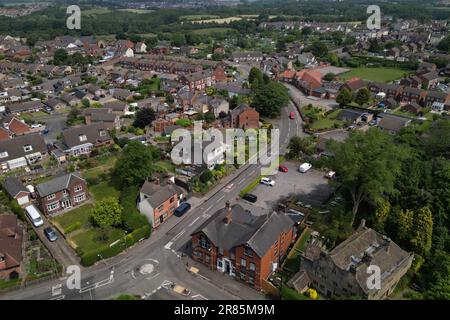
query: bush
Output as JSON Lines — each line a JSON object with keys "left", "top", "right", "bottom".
{"left": 10, "top": 200, "right": 26, "bottom": 221}
{"left": 120, "top": 186, "right": 147, "bottom": 232}
{"left": 80, "top": 225, "right": 151, "bottom": 266}
{"left": 64, "top": 221, "right": 82, "bottom": 234}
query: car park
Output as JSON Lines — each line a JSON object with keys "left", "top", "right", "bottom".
{"left": 242, "top": 193, "right": 258, "bottom": 203}
{"left": 44, "top": 227, "right": 58, "bottom": 242}
{"left": 260, "top": 177, "right": 275, "bottom": 186}
{"left": 299, "top": 163, "right": 312, "bottom": 173}
{"left": 174, "top": 202, "right": 191, "bottom": 217}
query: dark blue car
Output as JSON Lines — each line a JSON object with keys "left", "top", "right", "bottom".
{"left": 174, "top": 202, "right": 191, "bottom": 217}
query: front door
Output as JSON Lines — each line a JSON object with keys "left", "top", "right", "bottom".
{"left": 225, "top": 260, "right": 231, "bottom": 274}
{"left": 159, "top": 215, "right": 164, "bottom": 224}
{"left": 62, "top": 200, "right": 71, "bottom": 209}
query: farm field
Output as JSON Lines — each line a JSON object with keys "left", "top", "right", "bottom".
{"left": 339, "top": 67, "right": 406, "bottom": 83}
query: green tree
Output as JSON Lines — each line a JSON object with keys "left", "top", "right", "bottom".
{"left": 133, "top": 107, "right": 156, "bottom": 129}
{"left": 323, "top": 73, "right": 336, "bottom": 82}
{"left": 251, "top": 82, "right": 289, "bottom": 118}
{"left": 200, "top": 170, "right": 214, "bottom": 184}
{"left": 91, "top": 197, "right": 123, "bottom": 228}
{"left": 336, "top": 89, "right": 352, "bottom": 107}
{"left": 374, "top": 199, "right": 391, "bottom": 230}
{"left": 437, "top": 35, "right": 450, "bottom": 52}
{"left": 53, "top": 48, "right": 68, "bottom": 65}
{"left": 308, "top": 41, "right": 328, "bottom": 58}
{"left": 396, "top": 208, "right": 414, "bottom": 244}
{"left": 288, "top": 136, "right": 316, "bottom": 158}
{"left": 354, "top": 88, "right": 370, "bottom": 106}
{"left": 113, "top": 141, "right": 155, "bottom": 188}
{"left": 411, "top": 207, "right": 433, "bottom": 256}
{"left": 327, "top": 129, "right": 405, "bottom": 226}
{"left": 248, "top": 67, "right": 263, "bottom": 86}
{"left": 424, "top": 275, "right": 450, "bottom": 300}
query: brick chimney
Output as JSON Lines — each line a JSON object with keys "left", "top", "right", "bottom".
{"left": 224, "top": 201, "right": 232, "bottom": 225}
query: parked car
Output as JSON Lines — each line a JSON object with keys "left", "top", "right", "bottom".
{"left": 368, "top": 119, "right": 377, "bottom": 126}
{"left": 299, "top": 163, "right": 312, "bottom": 173}
{"left": 278, "top": 165, "right": 288, "bottom": 173}
{"left": 289, "top": 111, "right": 295, "bottom": 119}
{"left": 25, "top": 205, "right": 43, "bottom": 227}
{"left": 242, "top": 193, "right": 258, "bottom": 203}
{"left": 44, "top": 227, "right": 58, "bottom": 242}
{"left": 260, "top": 177, "right": 275, "bottom": 186}
{"left": 325, "top": 171, "right": 336, "bottom": 179}
{"left": 174, "top": 202, "right": 191, "bottom": 217}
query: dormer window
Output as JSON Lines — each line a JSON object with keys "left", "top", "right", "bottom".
{"left": 99, "top": 130, "right": 106, "bottom": 137}
{"left": 23, "top": 144, "right": 33, "bottom": 152}
{"left": 79, "top": 134, "right": 87, "bottom": 142}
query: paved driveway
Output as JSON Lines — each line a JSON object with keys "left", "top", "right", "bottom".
{"left": 239, "top": 161, "right": 335, "bottom": 210}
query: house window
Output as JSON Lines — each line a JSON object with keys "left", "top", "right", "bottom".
{"left": 23, "top": 144, "right": 33, "bottom": 152}
{"left": 199, "top": 236, "right": 209, "bottom": 249}
{"left": 205, "top": 255, "right": 211, "bottom": 263}
{"left": 240, "top": 271, "right": 246, "bottom": 280}
{"left": 157, "top": 204, "right": 163, "bottom": 212}
{"left": 248, "top": 275, "right": 255, "bottom": 285}
{"left": 79, "top": 134, "right": 87, "bottom": 142}
{"left": 244, "top": 246, "right": 253, "bottom": 257}
{"left": 47, "top": 194, "right": 56, "bottom": 201}
{"left": 249, "top": 263, "right": 256, "bottom": 271}
{"left": 0, "top": 151, "right": 8, "bottom": 158}
{"left": 47, "top": 202, "right": 60, "bottom": 212}
{"left": 74, "top": 194, "right": 86, "bottom": 203}
{"left": 170, "top": 197, "right": 175, "bottom": 203}
{"left": 99, "top": 130, "right": 106, "bottom": 137}
{"left": 240, "top": 259, "right": 246, "bottom": 268}
{"left": 63, "top": 190, "right": 68, "bottom": 196}
{"left": 74, "top": 185, "right": 82, "bottom": 193}
{"left": 219, "top": 248, "right": 224, "bottom": 255}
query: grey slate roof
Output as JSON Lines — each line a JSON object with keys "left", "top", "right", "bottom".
{"left": 2, "top": 176, "right": 28, "bottom": 198}
{"left": 61, "top": 123, "right": 111, "bottom": 149}
{"left": 0, "top": 134, "right": 47, "bottom": 162}
{"left": 192, "top": 204, "right": 294, "bottom": 258}
{"left": 36, "top": 172, "right": 84, "bottom": 197}
{"left": 140, "top": 180, "right": 180, "bottom": 208}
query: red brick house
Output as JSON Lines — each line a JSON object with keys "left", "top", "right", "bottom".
{"left": 230, "top": 105, "right": 260, "bottom": 129}
{"left": 191, "top": 202, "right": 296, "bottom": 291}
{"left": 0, "top": 215, "right": 23, "bottom": 280}
{"left": 180, "top": 70, "right": 215, "bottom": 91}
{"left": 137, "top": 179, "right": 183, "bottom": 228}
{"left": 36, "top": 172, "right": 88, "bottom": 215}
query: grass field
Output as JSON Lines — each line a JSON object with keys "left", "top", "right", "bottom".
{"left": 339, "top": 67, "right": 406, "bottom": 83}
{"left": 83, "top": 7, "right": 112, "bottom": 15}
{"left": 52, "top": 204, "right": 93, "bottom": 231}
{"left": 117, "top": 9, "right": 154, "bottom": 14}
{"left": 90, "top": 181, "right": 120, "bottom": 202}
{"left": 191, "top": 28, "right": 235, "bottom": 35}
{"left": 69, "top": 227, "right": 124, "bottom": 252}
{"left": 82, "top": 157, "right": 117, "bottom": 181}
{"left": 180, "top": 14, "right": 220, "bottom": 21}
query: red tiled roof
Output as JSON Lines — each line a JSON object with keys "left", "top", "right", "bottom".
{"left": 0, "top": 215, "right": 23, "bottom": 270}
{"left": 7, "top": 117, "right": 30, "bottom": 135}
{"left": 0, "top": 128, "right": 10, "bottom": 141}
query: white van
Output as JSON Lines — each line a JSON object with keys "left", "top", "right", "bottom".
{"left": 299, "top": 163, "right": 312, "bottom": 173}
{"left": 25, "top": 205, "right": 44, "bottom": 227}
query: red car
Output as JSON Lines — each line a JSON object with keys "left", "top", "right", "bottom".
{"left": 289, "top": 111, "right": 295, "bottom": 119}
{"left": 278, "top": 165, "right": 289, "bottom": 173}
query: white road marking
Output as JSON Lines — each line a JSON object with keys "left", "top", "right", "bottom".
{"left": 205, "top": 204, "right": 213, "bottom": 211}
{"left": 192, "top": 294, "right": 208, "bottom": 300}
{"left": 217, "top": 195, "right": 225, "bottom": 202}
{"left": 188, "top": 216, "right": 201, "bottom": 227}
{"left": 164, "top": 241, "right": 173, "bottom": 250}
{"left": 50, "top": 295, "right": 65, "bottom": 300}
{"left": 146, "top": 272, "right": 160, "bottom": 281}
{"left": 172, "top": 229, "right": 186, "bottom": 242}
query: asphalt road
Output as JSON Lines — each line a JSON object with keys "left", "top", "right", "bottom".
{"left": 0, "top": 99, "right": 304, "bottom": 301}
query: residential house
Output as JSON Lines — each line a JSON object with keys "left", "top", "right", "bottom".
{"left": 0, "top": 215, "right": 23, "bottom": 280}
{"left": 292, "top": 221, "right": 413, "bottom": 299}
{"left": 336, "top": 109, "right": 372, "bottom": 124}
{"left": 2, "top": 176, "right": 30, "bottom": 206}
{"left": 36, "top": 172, "right": 88, "bottom": 215}
{"left": 61, "top": 93, "right": 81, "bottom": 107}
{"left": 84, "top": 108, "right": 120, "bottom": 130}
{"left": 103, "top": 100, "right": 128, "bottom": 115}
{"left": 137, "top": 179, "right": 182, "bottom": 229}
{"left": 45, "top": 98, "right": 66, "bottom": 111}
{"left": 209, "top": 97, "right": 229, "bottom": 118}
{"left": 0, "top": 134, "right": 47, "bottom": 172}
{"left": 401, "top": 102, "right": 422, "bottom": 115}
{"left": 190, "top": 202, "right": 296, "bottom": 291}
{"left": 1, "top": 116, "right": 31, "bottom": 136}
{"left": 377, "top": 114, "right": 411, "bottom": 134}
{"left": 423, "top": 91, "right": 450, "bottom": 108}
{"left": 340, "top": 78, "right": 366, "bottom": 93}
{"left": 112, "top": 88, "right": 134, "bottom": 101}
{"left": 0, "top": 128, "right": 10, "bottom": 141}
{"left": 60, "top": 123, "right": 113, "bottom": 157}
{"left": 230, "top": 105, "right": 260, "bottom": 129}
{"left": 180, "top": 70, "right": 215, "bottom": 92}
{"left": 135, "top": 42, "right": 147, "bottom": 54}
{"left": 400, "top": 87, "right": 425, "bottom": 104}
{"left": 231, "top": 51, "right": 264, "bottom": 63}
{"left": 368, "top": 82, "right": 403, "bottom": 99}
{"left": 6, "top": 100, "right": 44, "bottom": 115}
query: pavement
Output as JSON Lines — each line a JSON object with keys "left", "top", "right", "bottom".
{"left": 0, "top": 85, "right": 306, "bottom": 301}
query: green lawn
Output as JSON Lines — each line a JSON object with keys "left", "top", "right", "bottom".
{"left": 90, "top": 181, "right": 120, "bottom": 202}
{"left": 339, "top": 67, "right": 406, "bottom": 83}
{"left": 180, "top": 14, "right": 220, "bottom": 21}
{"left": 154, "top": 160, "right": 175, "bottom": 174}
{"left": 0, "top": 278, "right": 20, "bottom": 291}
{"left": 310, "top": 118, "right": 337, "bottom": 131}
{"left": 280, "top": 286, "right": 310, "bottom": 300}
{"left": 70, "top": 227, "right": 124, "bottom": 253}
{"left": 283, "top": 228, "right": 311, "bottom": 272}
{"left": 82, "top": 157, "right": 117, "bottom": 181}
{"left": 191, "top": 28, "right": 235, "bottom": 35}
{"left": 117, "top": 9, "right": 154, "bottom": 14}
{"left": 52, "top": 204, "right": 93, "bottom": 231}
